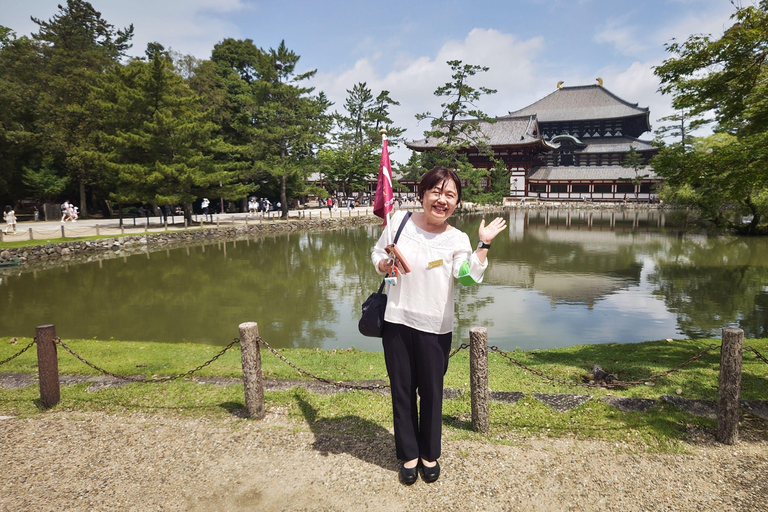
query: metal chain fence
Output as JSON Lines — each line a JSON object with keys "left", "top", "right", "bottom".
{"left": 256, "top": 335, "right": 390, "bottom": 390}
{"left": 746, "top": 345, "right": 768, "bottom": 365}
{"left": 489, "top": 343, "right": 722, "bottom": 389}
{"left": 256, "top": 337, "right": 471, "bottom": 391}
{"left": 0, "top": 338, "right": 37, "bottom": 367}
{"left": 3, "top": 334, "right": 760, "bottom": 393}
{"left": 54, "top": 337, "right": 241, "bottom": 382}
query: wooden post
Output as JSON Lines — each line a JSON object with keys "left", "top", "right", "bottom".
{"left": 239, "top": 322, "right": 265, "bottom": 420}
{"left": 121, "top": 225, "right": 125, "bottom": 235}
{"left": 36, "top": 324, "right": 60, "bottom": 408}
{"left": 717, "top": 327, "right": 743, "bottom": 445}
{"left": 470, "top": 326, "right": 489, "bottom": 433}
{"left": 61, "top": 225, "right": 65, "bottom": 238}
{"left": 28, "top": 228, "right": 33, "bottom": 240}
{"left": 96, "top": 224, "right": 100, "bottom": 236}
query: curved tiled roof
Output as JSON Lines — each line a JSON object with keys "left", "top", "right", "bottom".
{"left": 576, "top": 136, "right": 655, "bottom": 154}
{"left": 504, "top": 85, "right": 650, "bottom": 126}
{"left": 406, "top": 115, "right": 557, "bottom": 150}
{"left": 529, "top": 165, "right": 659, "bottom": 181}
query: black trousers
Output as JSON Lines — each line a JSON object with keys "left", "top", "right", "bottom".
{"left": 382, "top": 321, "right": 452, "bottom": 462}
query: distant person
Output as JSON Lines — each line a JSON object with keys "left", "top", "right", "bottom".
{"left": 69, "top": 204, "right": 78, "bottom": 222}
{"left": 33, "top": 206, "right": 39, "bottom": 222}
{"left": 60, "top": 200, "right": 70, "bottom": 223}
{"left": 3, "top": 205, "right": 17, "bottom": 234}
{"left": 248, "top": 197, "right": 258, "bottom": 216}
{"left": 201, "top": 198, "right": 210, "bottom": 221}
{"left": 326, "top": 197, "right": 332, "bottom": 212}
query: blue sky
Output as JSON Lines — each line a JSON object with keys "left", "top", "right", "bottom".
{"left": 2, "top": 0, "right": 736, "bottom": 162}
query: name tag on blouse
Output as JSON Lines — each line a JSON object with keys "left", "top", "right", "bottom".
{"left": 428, "top": 259, "right": 443, "bottom": 269}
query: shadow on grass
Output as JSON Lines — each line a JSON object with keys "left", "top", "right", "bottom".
{"left": 295, "top": 392, "right": 398, "bottom": 472}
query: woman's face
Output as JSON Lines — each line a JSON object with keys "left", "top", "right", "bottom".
{"left": 422, "top": 179, "right": 458, "bottom": 224}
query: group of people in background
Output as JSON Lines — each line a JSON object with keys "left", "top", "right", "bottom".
{"left": 60, "top": 200, "right": 78, "bottom": 223}
{"left": 247, "top": 197, "right": 273, "bottom": 216}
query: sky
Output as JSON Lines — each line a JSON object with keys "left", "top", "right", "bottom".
{"left": 1, "top": 0, "right": 738, "bottom": 163}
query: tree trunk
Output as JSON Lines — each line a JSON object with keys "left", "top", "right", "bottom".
{"left": 79, "top": 178, "right": 88, "bottom": 219}
{"left": 280, "top": 174, "right": 288, "bottom": 219}
{"left": 184, "top": 202, "right": 194, "bottom": 224}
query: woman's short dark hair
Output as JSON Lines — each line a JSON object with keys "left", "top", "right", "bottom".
{"left": 418, "top": 167, "right": 462, "bottom": 204}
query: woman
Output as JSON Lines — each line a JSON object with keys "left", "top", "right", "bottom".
{"left": 3, "top": 205, "right": 17, "bottom": 234}
{"left": 371, "top": 167, "right": 507, "bottom": 485}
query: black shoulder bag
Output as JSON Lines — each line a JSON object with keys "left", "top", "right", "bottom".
{"left": 358, "top": 212, "right": 412, "bottom": 337}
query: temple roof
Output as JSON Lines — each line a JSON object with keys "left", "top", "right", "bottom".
{"left": 503, "top": 85, "right": 651, "bottom": 130}
{"left": 528, "top": 165, "right": 660, "bottom": 181}
{"left": 575, "top": 136, "right": 655, "bottom": 154}
{"left": 406, "top": 115, "right": 557, "bottom": 151}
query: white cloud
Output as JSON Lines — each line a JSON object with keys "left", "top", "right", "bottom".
{"left": 594, "top": 18, "right": 647, "bottom": 57}
{"left": 310, "top": 28, "right": 547, "bottom": 163}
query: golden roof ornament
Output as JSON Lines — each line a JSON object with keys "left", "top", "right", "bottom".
{"left": 557, "top": 81, "right": 564, "bottom": 89}
{"left": 596, "top": 77, "right": 603, "bottom": 86}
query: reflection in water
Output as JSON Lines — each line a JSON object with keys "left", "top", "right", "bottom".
{"left": 1, "top": 210, "right": 765, "bottom": 350}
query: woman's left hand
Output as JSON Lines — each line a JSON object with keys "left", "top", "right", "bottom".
{"left": 478, "top": 217, "right": 507, "bottom": 243}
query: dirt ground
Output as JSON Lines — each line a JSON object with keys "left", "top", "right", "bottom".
{"left": 1, "top": 409, "right": 767, "bottom": 512}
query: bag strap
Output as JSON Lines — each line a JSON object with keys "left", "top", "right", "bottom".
{"left": 377, "top": 211, "right": 413, "bottom": 293}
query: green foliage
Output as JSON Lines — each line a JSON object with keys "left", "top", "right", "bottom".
{"left": 250, "top": 40, "right": 332, "bottom": 218}
{"left": 30, "top": 0, "right": 134, "bottom": 218}
{"left": 415, "top": 60, "right": 500, "bottom": 203}
{"left": 96, "top": 43, "right": 250, "bottom": 217}
{"left": 653, "top": 1, "right": 768, "bottom": 233}
{"left": 21, "top": 159, "right": 71, "bottom": 201}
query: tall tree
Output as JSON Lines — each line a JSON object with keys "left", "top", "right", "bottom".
{"left": 98, "top": 43, "right": 249, "bottom": 221}
{"left": 31, "top": 0, "right": 134, "bottom": 218}
{"left": 0, "top": 27, "right": 41, "bottom": 207}
{"left": 327, "top": 82, "right": 400, "bottom": 198}
{"left": 416, "top": 60, "right": 497, "bottom": 201}
{"left": 252, "top": 40, "right": 332, "bottom": 218}
{"left": 653, "top": 1, "right": 768, "bottom": 233}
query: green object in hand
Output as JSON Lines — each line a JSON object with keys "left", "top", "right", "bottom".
{"left": 457, "top": 260, "right": 479, "bottom": 286}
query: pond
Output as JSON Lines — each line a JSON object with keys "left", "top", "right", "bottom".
{"left": 1, "top": 209, "right": 766, "bottom": 350}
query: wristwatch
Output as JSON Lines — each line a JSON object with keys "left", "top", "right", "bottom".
{"left": 477, "top": 240, "right": 491, "bottom": 250}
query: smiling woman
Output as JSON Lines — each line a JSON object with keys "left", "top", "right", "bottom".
{"left": 370, "top": 166, "right": 507, "bottom": 485}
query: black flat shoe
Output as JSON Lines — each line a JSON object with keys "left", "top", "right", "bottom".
{"left": 421, "top": 460, "right": 440, "bottom": 483}
{"left": 400, "top": 463, "right": 418, "bottom": 485}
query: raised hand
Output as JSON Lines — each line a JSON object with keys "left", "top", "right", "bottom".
{"left": 478, "top": 217, "right": 507, "bottom": 244}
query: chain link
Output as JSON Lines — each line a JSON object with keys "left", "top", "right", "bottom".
{"left": 256, "top": 335, "right": 390, "bottom": 391}
{"left": 489, "top": 344, "right": 721, "bottom": 389}
{"left": 449, "top": 343, "right": 469, "bottom": 359}
{"left": 0, "top": 338, "right": 37, "bottom": 367}
{"left": 54, "top": 337, "right": 240, "bottom": 382}
{"left": 746, "top": 345, "right": 768, "bottom": 365}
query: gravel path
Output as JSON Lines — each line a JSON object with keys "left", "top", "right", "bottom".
{"left": 2, "top": 410, "right": 766, "bottom": 512}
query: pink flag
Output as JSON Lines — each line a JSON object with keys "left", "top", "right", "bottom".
{"left": 373, "top": 138, "right": 394, "bottom": 225}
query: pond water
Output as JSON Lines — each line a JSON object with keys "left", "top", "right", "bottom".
{"left": 2, "top": 209, "right": 767, "bottom": 350}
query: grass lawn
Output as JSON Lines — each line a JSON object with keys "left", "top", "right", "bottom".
{"left": 1, "top": 336, "right": 766, "bottom": 452}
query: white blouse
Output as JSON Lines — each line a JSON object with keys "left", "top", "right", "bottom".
{"left": 371, "top": 210, "right": 488, "bottom": 334}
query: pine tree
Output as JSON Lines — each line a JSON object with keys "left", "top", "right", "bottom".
{"left": 31, "top": 0, "right": 134, "bottom": 218}
{"left": 99, "top": 43, "right": 249, "bottom": 222}
{"left": 251, "top": 41, "right": 332, "bottom": 218}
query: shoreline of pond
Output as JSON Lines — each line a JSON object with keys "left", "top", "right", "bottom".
{"left": 0, "top": 203, "right": 672, "bottom": 274}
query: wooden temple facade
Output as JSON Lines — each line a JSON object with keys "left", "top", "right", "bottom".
{"left": 406, "top": 82, "right": 661, "bottom": 202}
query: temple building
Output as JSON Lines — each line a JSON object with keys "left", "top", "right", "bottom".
{"left": 406, "top": 80, "right": 661, "bottom": 202}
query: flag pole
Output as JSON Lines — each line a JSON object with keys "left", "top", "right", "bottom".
{"left": 381, "top": 128, "right": 393, "bottom": 245}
